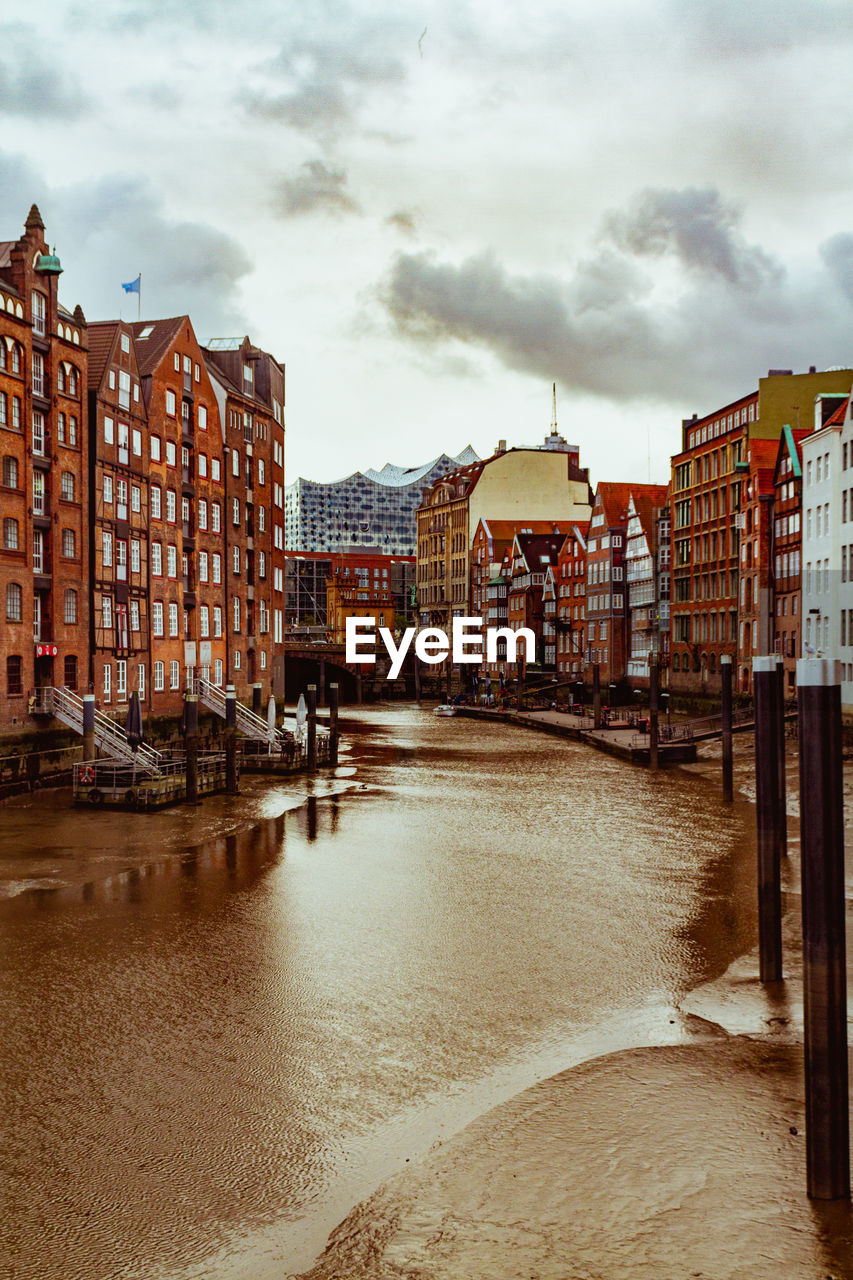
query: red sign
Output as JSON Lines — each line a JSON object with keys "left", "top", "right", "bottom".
{"left": 35, "top": 644, "right": 58, "bottom": 657}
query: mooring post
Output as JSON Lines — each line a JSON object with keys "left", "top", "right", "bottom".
{"left": 252, "top": 682, "right": 262, "bottom": 716}
{"left": 413, "top": 655, "right": 421, "bottom": 702}
{"left": 592, "top": 663, "right": 602, "bottom": 730}
{"left": 753, "top": 656, "right": 782, "bottom": 983}
{"left": 648, "top": 656, "right": 659, "bottom": 772}
{"left": 225, "top": 683, "right": 238, "bottom": 795}
{"left": 798, "top": 658, "right": 849, "bottom": 1201}
{"left": 82, "top": 692, "right": 96, "bottom": 762}
{"left": 185, "top": 692, "right": 200, "bottom": 805}
{"left": 328, "top": 682, "right": 339, "bottom": 767}
{"left": 445, "top": 658, "right": 451, "bottom": 704}
{"left": 721, "top": 655, "right": 733, "bottom": 803}
{"left": 318, "top": 657, "right": 326, "bottom": 703}
{"left": 307, "top": 683, "right": 317, "bottom": 772}
{"left": 775, "top": 656, "right": 788, "bottom": 858}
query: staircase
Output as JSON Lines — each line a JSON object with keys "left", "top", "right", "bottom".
{"left": 47, "top": 686, "right": 163, "bottom": 773}
{"left": 195, "top": 678, "right": 282, "bottom": 746}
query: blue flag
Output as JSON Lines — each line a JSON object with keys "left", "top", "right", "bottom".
{"left": 121, "top": 277, "right": 140, "bottom": 294}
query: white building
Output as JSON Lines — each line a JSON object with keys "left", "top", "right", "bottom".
{"left": 801, "top": 391, "right": 851, "bottom": 708}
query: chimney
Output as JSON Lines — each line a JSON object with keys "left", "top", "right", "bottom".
{"left": 809, "top": 365, "right": 816, "bottom": 374}
{"left": 496, "top": 439, "right": 507, "bottom": 455}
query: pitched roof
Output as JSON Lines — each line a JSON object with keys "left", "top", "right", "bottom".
{"left": 593, "top": 481, "right": 636, "bottom": 528}
{"left": 628, "top": 484, "right": 669, "bottom": 536}
{"left": 511, "top": 531, "right": 568, "bottom": 573}
{"left": 824, "top": 396, "right": 850, "bottom": 428}
{"left": 129, "top": 316, "right": 186, "bottom": 376}
{"left": 86, "top": 321, "right": 119, "bottom": 391}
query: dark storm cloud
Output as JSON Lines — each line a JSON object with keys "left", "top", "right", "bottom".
{"left": 0, "top": 153, "right": 250, "bottom": 336}
{"left": 382, "top": 188, "right": 853, "bottom": 407}
{"left": 605, "top": 187, "right": 782, "bottom": 289}
{"left": 273, "top": 160, "right": 360, "bottom": 217}
{"left": 0, "top": 24, "right": 89, "bottom": 118}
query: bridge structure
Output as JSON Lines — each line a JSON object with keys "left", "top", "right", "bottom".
{"left": 283, "top": 638, "right": 402, "bottom": 702}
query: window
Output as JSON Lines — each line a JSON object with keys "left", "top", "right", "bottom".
{"left": 62, "top": 529, "right": 76, "bottom": 558}
{"left": 152, "top": 601, "right": 163, "bottom": 636}
{"left": 131, "top": 484, "right": 141, "bottom": 513}
{"left": 6, "top": 582, "right": 22, "bottom": 621}
{"left": 166, "top": 490, "right": 176, "bottom": 522}
{"left": 117, "top": 660, "right": 127, "bottom": 699}
{"left": 130, "top": 540, "right": 140, "bottom": 573}
{"left": 150, "top": 435, "right": 161, "bottom": 462}
{"left": 170, "top": 660, "right": 180, "bottom": 689}
{"left": 168, "top": 602, "right": 178, "bottom": 636}
{"left": 258, "top": 505, "right": 265, "bottom": 532}
{"left": 258, "top": 458, "right": 265, "bottom": 486}
{"left": 68, "top": 416, "right": 78, "bottom": 446}
{"left": 103, "top": 664, "right": 112, "bottom": 701}
{"left": 211, "top": 457, "right": 221, "bottom": 482}
{"left": 151, "top": 542, "right": 162, "bottom": 575}
{"left": 214, "top": 657, "right": 223, "bottom": 686}
{"left": 199, "top": 551, "right": 208, "bottom": 582}
{"left": 233, "top": 545, "right": 241, "bottom": 574}
{"left": 102, "top": 595, "right": 113, "bottom": 630}
{"left": 200, "top": 606, "right": 209, "bottom": 637}
{"left": 64, "top": 588, "right": 78, "bottom": 623}
{"left": 154, "top": 660, "right": 164, "bottom": 691}
{"left": 151, "top": 486, "right": 161, "bottom": 519}
{"left": 211, "top": 502, "right": 221, "bottom": 533}
{"left": 61, "top": 472, "right": 75, "bottom": 501}
{"left": 232, "top": 449, "right": 240, "bottom": 477}
{"left": 12, "top": 398, "right": 21, "bottom": 431}
{"left": 130, "top": 598, "right": 140, "bottom": 632}
{"left": 103, "top": 475, "right": 113, "bottom": 505}
{"left": 181, "top": 495, "right": 190, "bottom": 525}
{"left": 6, "top": 655, "right": 22, "bottom": 695}
{"left": 213, "top": 605, "right": 222, "bottom": 637}
{"left": 167, "top": 545, "right": 177, "bottom": 578}
{"left": 132, "top": 428, "right": 142, "bottom": 456}
{"left": 198, "top": 404, "right": 207, "bottom": 429}
{"left": 138, "top": 662, "right": 145, "bottom": 698}
{"left": 32, "top": 352, "right": 44, "bottom": 397}
{"left": 198, "top": 453, "right": 207, "bottom": 477}
{"left": 166, "top": 441, "right": 176, "bottom": 466}
{"left": 32, "top": 291, "right": 46, "bottom": 335}
{"left": 198, "top": 499, "right": 208, "bottom": 530}
{"left": 3, "top": 517, "right": 18, "bottom": 549}
{"left": 233, "top": 497, "right": 240, "bottom": 525}
{"left": 234, "top": 650, "right": 241, "bottom": 670}
{"left": 212, "top": 553, "right": 221, "bottom": 584}
{"left": 233, "top": 595, "right": 241, "bottom": 631}
{"left": 0, "top": 392, "right": 6, "bottom": 426}
{"left": 166, "top": 389, "right": 176, "bottom": 416}
{"left": 32, "top": 411, "right": 45, "bottom": 456}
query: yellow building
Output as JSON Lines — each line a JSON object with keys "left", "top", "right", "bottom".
{"left": 326, "top": 571, "right": 395, "bottom": 645}
{"left": 417, "top": 437, "right": 593, "bottom": 626}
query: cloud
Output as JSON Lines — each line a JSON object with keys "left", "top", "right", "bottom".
{"left": 0, "top": 23, "right": 89, "bottom": 118}
{"left": 273, "top": 160, "right": 360, "bottom": 217}
{"left": 604, "top": 187, "right": 782, "bottom": 289}
{"left": 385, "top": 209, "right": 418, "bottom": 236}
{"left": 381, "top": 187, "right": 853, "bottom": 407}
{"left": 0, "top": 152, "right": 250, "bottom": 337}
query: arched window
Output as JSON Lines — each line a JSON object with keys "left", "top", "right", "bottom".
{"left": 64, "top": 588, "right": 78, "bottom": 624}
{"left": 3, "top": 517, "right": 18, "bottom": 549}
{"left": 6, "top": 655, "right": 22, "bottom": 695}
{"left": 57, "top": 365, "right": 66, "bottom": 393}
{"left": 6, "top": 582, "right": 22, "bottom": 621}
{"left": 2, "top": 455, "right": 17, "bottom": 487}
{"left": 60, "top": 471, "right": 75, "bottom": 501}
{"left": 10, "top": 343, "right": 21, "bottom": 375}
{"left": 63, "top": 654, "right": 78, "bottom": 690}
{"left": 673, "top": 652, "right": 680, "bottom": 672}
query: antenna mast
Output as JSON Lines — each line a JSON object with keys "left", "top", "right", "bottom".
{"left": 551, "top": 382, "right": 558, "bottom": 434}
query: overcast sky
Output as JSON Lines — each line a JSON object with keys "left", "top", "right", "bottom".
{"left": 3, "top": 0, "right": 853, "bottom": 486}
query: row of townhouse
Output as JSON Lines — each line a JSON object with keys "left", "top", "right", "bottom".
{"left": 420, "top": 364, "right": 853, "bottom": 703}
{"left": 0, "top": 206, "right": 286, "bottom": 736}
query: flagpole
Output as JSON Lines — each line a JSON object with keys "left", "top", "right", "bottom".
{"left": 138, "top": 273, "right": 141, "bottom": 321}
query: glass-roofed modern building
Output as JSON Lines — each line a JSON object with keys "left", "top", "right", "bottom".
{"left": 285, "top": 448, "right": 479, "bottom": 554}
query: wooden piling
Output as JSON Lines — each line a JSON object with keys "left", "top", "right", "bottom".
{"left": 82, "top": 692, "right": 96, "bottom": 763}
{"left": 721, "top": 654, "right": 733, "bottom": 803}
{"left": 225, "top": 684, "right": 238, "bottom": 795}
{"left": 252, "top": 682, "right": 262, "bottom": 715}
{"left": 307, "top": 683, "right": 317, "bottom": 772}
{"left": 592, "top": 664, "right": 602, "bottom": 730}
{"left": 329, "top": 682, "right": 339, "bottom": 767}
{"left": 775, "top": 657, "right": 788, "bottom": 857}
{"left": 753, "top": 656, "right": 782, "bottom": 983}
{"left": 648, "top": 656, "right": 659, "bottom": 772}
{"left": 184, "top": 692, "right": 200, "bottom": 805}
{"left": 798, "top": 658, "right": 849, "bottom": 1201}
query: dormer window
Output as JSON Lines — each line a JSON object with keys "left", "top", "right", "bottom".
{"left": 31, "top": 291, "right": 46, "bottom": 336}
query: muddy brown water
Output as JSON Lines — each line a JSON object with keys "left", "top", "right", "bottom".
{"left": 0, "top": 706, "right": 759, "bottom": 1279}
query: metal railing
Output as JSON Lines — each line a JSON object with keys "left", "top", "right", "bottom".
{"left": 44, "top": 686, "right": 163, "bottom": 773}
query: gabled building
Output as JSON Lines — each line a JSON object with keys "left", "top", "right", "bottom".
{"left": 554, "top": 524, "right": 588, "bottom": 678}
{"left": 86, "top": 321, "right": 150, "bottom": 707}
{"left": 470, "top": 518, "right": 571, "bottom": 622}
{"left": 625, "top": 485, "right": 669, "bottom": 682}
{"left": 507, "top": 531, "right": 568, "bottom": 672}
{"left": 130, "top": 317, "right": 225, "bottom": 714}
{"left": 584, "top": 483, "right": 634, "bottom": 683}
{"left": 801, "top": 395, "right": 849, "bottom": 684}
{"left": 0, "top": 205, "right": 89, "bottom": 730}
{"left": 771, "top": 425, "right": 809, "bottom": 695}
{"left": 204, "top": 336, "right": 286, "bottom": 701}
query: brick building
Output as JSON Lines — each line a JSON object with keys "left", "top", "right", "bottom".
{"left": 554, "top": 524, "right": 588, "bottom": 679}
{"left": 129, "top": 317, "right": 225, "bottom": 716}
{"left": 771, "top": 425, "right": 809, "bottom": 694}
{"left": 625, "top": 485, "right": 669, "bottom": 683}
{"left": 326, "top": 571, "right": 395, "bottom": 644}
{"left": 204, "top": 336, "right": 286, "bottom": 702}
{"left": 285, "top": 550, "right": 416, "bottom": 634}
{"left": 86, "top": 321, "right": 150, "bottom": 707}
{"left": 736, "top": 439, "right": 781, "bottom": 694}
{"left": 584, "top": 483, "right": 633, "bottom": 683}
{"left": 506, "top": 531, "right": 567, "bottom": 674}
{"left": 0, "top": 205, "right": 89, "bottom": 731}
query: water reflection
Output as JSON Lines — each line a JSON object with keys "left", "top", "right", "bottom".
{"left": 0, "top": 707, "right": 760, "bottom": 1280}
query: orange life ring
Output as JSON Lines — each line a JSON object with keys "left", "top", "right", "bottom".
{"left": 79, "top": 765, "right": 95, "bottom": 784}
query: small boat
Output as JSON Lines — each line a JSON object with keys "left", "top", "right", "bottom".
{"left": 434, "top": 704, "right": 457, "bottom": 717}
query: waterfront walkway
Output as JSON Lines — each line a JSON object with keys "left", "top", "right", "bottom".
{"left": 456, "top": 704, "right": 698, "bottom": 765}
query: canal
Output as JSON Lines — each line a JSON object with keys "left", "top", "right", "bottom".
{"left": 0, "top": 706, "right": 759, "bottom": 1279}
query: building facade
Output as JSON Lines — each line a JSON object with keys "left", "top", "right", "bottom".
{"left": 771, "top": 426, "right": 808, "bottom": 694}
{"left": 625, "top": 486, "right": 669, "bottom": 682}
{"left": 285, "top": 448, "right": 478, "bottom": 555}
{"left": 0, "top": 206, "right": 89, "bottom": 730}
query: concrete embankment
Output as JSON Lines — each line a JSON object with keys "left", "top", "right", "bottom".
{"left": 455, "top": 704, "right": 697, "bottom": 765}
